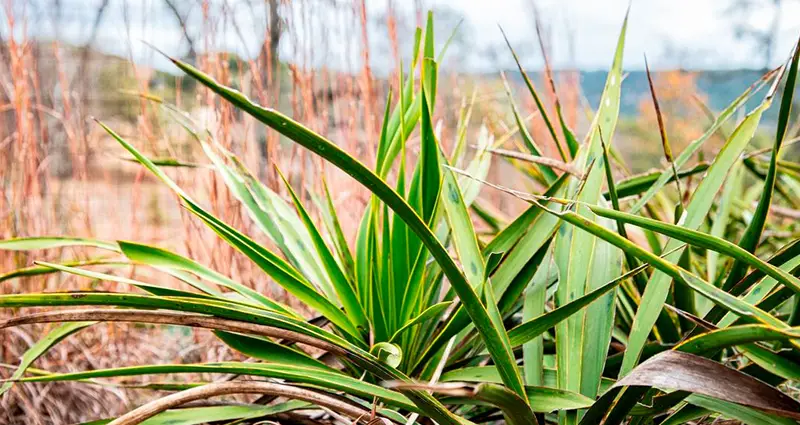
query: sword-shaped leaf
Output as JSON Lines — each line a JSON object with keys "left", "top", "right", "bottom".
{"left": 166, "top": 49, "right": 528, "bottom": 403}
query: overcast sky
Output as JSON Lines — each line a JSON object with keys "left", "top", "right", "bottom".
{"left": 448, "top": 0, "right": 800, "bottom": 70}
{"left": 3, "top": 0, "right": 799, "bottom": 72}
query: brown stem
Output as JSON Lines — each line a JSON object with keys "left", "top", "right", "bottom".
{"left": 0, "top": 309, "right": 347, "bottom": 357}
{"left": 106, "top": 381, "right": 372, "bottom": 425}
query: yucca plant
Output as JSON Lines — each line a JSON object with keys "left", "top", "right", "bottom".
{"left": 2, "top": 11, "right": 800, "bottom": 425}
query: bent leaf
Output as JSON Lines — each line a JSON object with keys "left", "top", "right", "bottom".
{"left": 615, "top": 350, "right": 800, "bottom": 420}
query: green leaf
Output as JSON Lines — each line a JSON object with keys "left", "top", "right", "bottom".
{"left": 458, "top": 124, "right": 494, "bottom": 208}
{"left": 524, "top": 387, "right": 595, "bottom": 413}
{"left": 675, "top": 324, "right": 800, "bottom": 356}
{"left": 704, "top": 239, "right": 800, "bottom": 325}
{"left": 483, "top": 174, "right": 569, "bottom": 256}
{"left": 500, "top": 26, "right": 567, "bottom": 161}
{"left": 0, "top": 237, "right": 118, "bottom": 251}
{"left": 717, "top": 251, "right": 800, "bottom": 328}
{"left": 439, "top": 369, "right": 597, "bottom": 412}
{"left": 410, "top": 173, "right": 567, "bottom": 375}
{"left": 735, "top": 342, "right": 800, "bottom": 382}
{"left": 372, "top": 342, "right": 403, "bottom": 369}
{"left": 119, "top": 156, "right": 206, "bottom": 169}
{"left": 317, "top": 178, "right": 356, "bottom": 280}
{"left": 34, "top": 261, "right": 219, "bottom": 300}
{"left": 508, "top": 260, "right": 647, "bottom": 348}
{"left": 707, "top": 161, "right": 742, "bottom": 284}
{"left": 661, "top": 405, "right": 712, "bottom": 425}
{"left": 213, "top": 331, "right": 331, "bottom": 370}
{"left": 449, "top": 384, "right": 594, "bottom": 414}
{"left": 389, "top": 381, "right": 538, "bottom": 425}
{"left": 602, "top": 162, "right": 709, "bottom": 200}
{"left": 450, "top": 92, "right": 476, "bottom": 168}
{"left": 459, "top": 383, "right": 540, "bottom": 425}
{"left": 390, "top": 302, "right": 451, "bottom": 342}
{"left": 185, "top": 200, "right": 362, "bottom": 340}
{"left": 0, "top": 259, "right": 128, "bottom": 283}
{"left": 553, "top": 12, "right": 626, "bottom": 410}
{"left": 598, "top": 122, "right": 665, "bottom": 341}
{"left": 355, "top": 200, "right": 378, "bottom": 327}
{"left": 276, "top": 169, "right": 368, "bottom": 330}
{"left": 441, "top": 158, "right": 484, "bottom": 289}
{"left": 117, "top": 241, "right": 295, "bottom": 315}
{"left": 579, "top": 203, "right": 800, "bottom": 295}
{"left": 419, "top": 67, "right": 442, "bottom": 225}
{"left": 721, "top": 40, "right": 799, "bottom": 292}
{"left": 500, "top": 72, "right": 558, "bottom": 183}
{"left": 523, "top": 250, "right": 555, "bottom": 387}
{"left": 377, "top": 29, "right": 422, "bottom": 178}
{"left": 422, "top": 12, "right": 438, "bottom": 109}
{"left": 375, "top": 88, "right": 396, "bottom": 172}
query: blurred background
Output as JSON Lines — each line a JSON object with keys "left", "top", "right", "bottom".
{"left": 1, "top": 0, "right": 798, "bottom": 423}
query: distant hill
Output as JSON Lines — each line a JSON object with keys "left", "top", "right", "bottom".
{"left": 506, "top": 69, "right": 796, "bottom": 123}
